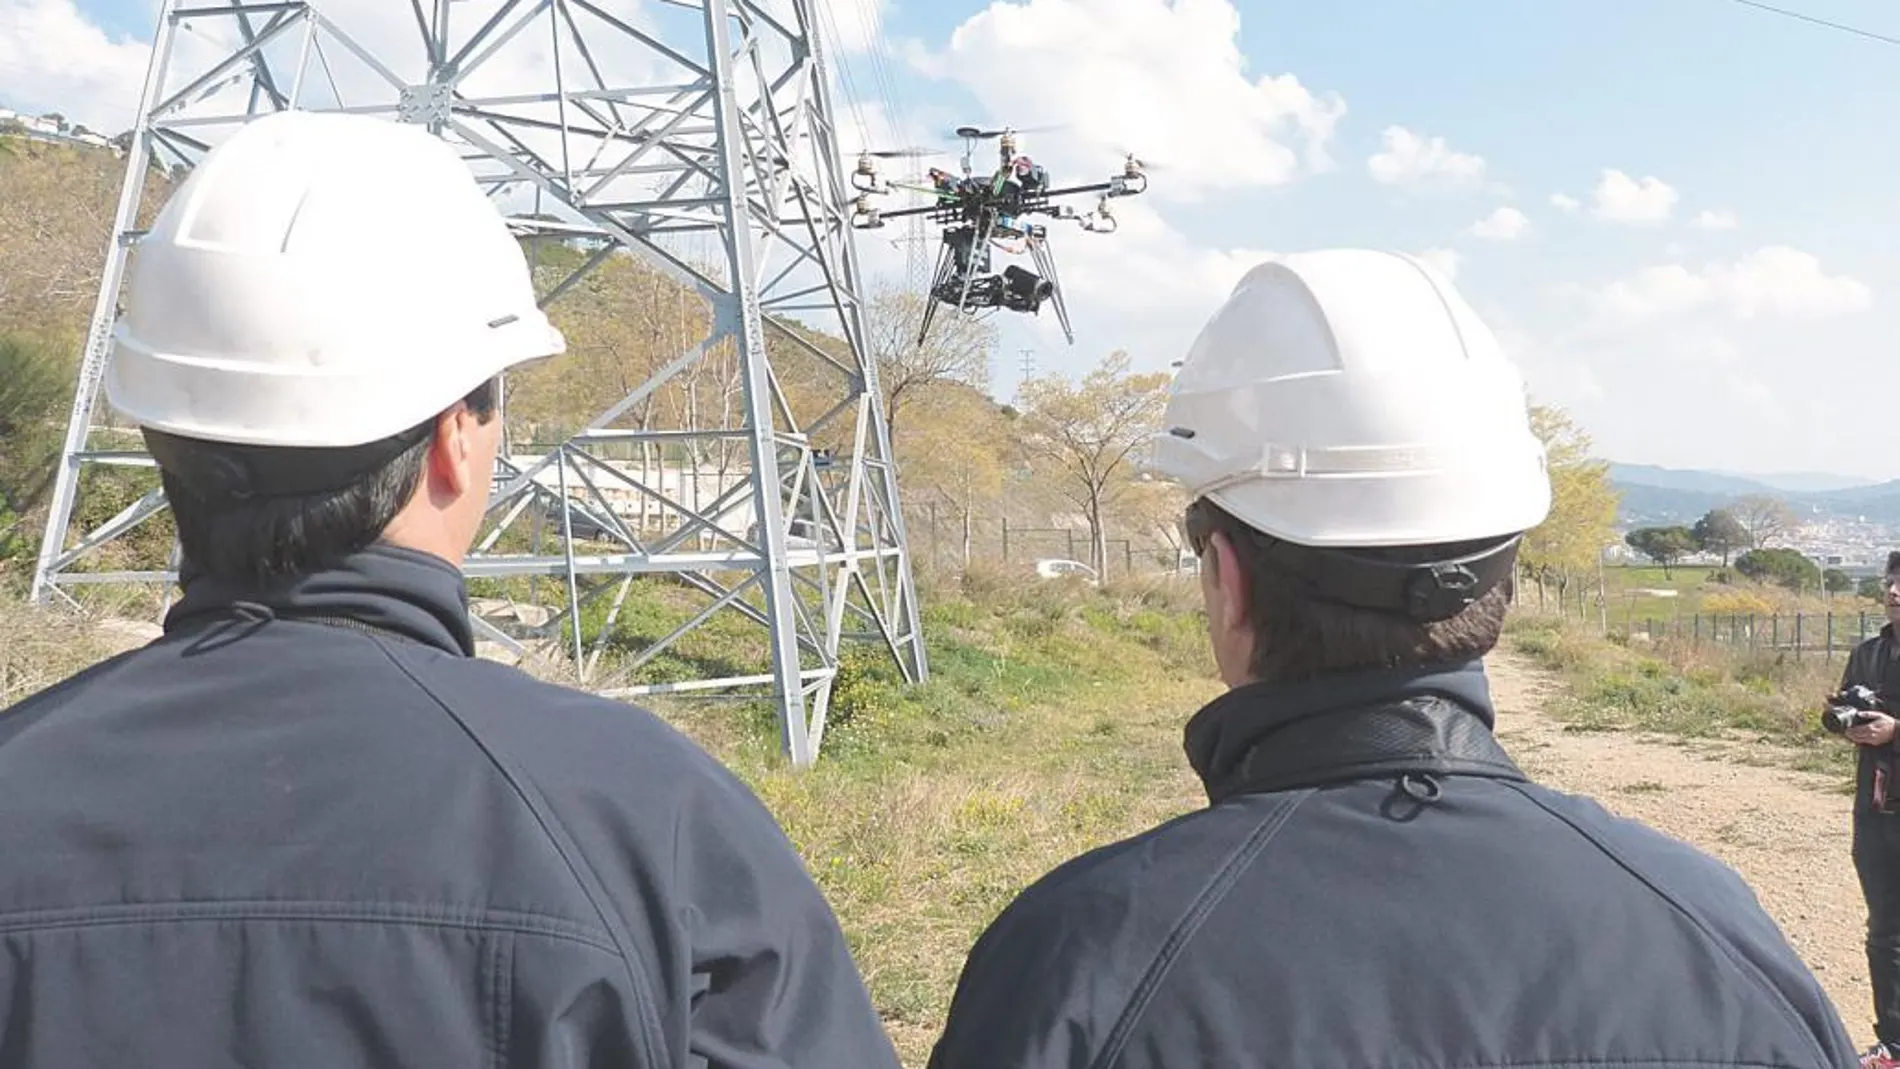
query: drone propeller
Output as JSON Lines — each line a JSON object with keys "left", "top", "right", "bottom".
{"left": 953, "top": 122, "right": 1065, "bottom": 140}
{"left": 1114, "top": 147, "right": 1168, "bottom": 173}
{"left": 861, "top": 146, "right": 939, "bottom": 159}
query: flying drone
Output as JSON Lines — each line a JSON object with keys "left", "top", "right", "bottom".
{"left": 849, "top": 125, "right": 1150, "bottom": 346}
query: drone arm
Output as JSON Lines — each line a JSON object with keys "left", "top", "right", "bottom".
{"left": 868, "top": 202, "right": 946, "bottom": 221}
{"left": 1035, "top": 181, "right": 1115, "bottom": 201}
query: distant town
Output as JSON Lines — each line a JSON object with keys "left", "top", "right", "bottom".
{"left": 1607, "top": 514, "right": 1897, "bottom": 575}
{"left": 1607, "top": 465, "right": 1899, "bottom": 576}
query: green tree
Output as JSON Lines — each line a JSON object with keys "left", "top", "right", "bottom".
{"left": 1518, "top": 404, "right": 1619, "bottom": 611}
{"left": 1825, "top": 568, "right": 1854, "bottom": 594}
{"left": 1016, "top": 350, "right": 1172, "bottom": 578}
{"left": 1625, "top": 525, "right": 1698, "bottom": 578}
{"left": 1734, "top": 547, "right": 1820, "bottom": 592}
{"left": 1691, "top": 508, "right": 1748, "bottom": 566}
{"left": 1861, "top": 576, "right": 1890, "bottom": 601}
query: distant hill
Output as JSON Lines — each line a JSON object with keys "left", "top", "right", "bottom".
{"left": 1607, "top": 464, "right": 1779, "bottom": 498}
{"left": 1728, "top": 471, "right": 1882, "bottom": 494}
{"left": 1609, "top": 462, "right": 1900, "bottom": 527}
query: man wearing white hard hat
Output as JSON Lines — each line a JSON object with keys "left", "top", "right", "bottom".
{"left": 0, "top": 110, "right": 901, "bottom": 1069}
{"left": 927, "top": 250, "right": 1855, "bottom": 1068}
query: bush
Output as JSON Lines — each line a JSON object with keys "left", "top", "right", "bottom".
{"left": 1735, "top": 547, "right": 1822, "bottom": 592}
{"left": 1702, "top": 590, "right": 1775, "bottom": 617}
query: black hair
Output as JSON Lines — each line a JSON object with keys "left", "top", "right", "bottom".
{"left": 158, "top": 378, "right": 497, "bottom": 587}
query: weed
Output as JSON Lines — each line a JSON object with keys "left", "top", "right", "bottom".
{"left": 1505, "top": 610, "right": 1855, "bottom": 783}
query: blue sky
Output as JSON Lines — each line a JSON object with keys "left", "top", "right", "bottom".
{"left": 6, "top": 0, "right": 1899, "bottom": 480}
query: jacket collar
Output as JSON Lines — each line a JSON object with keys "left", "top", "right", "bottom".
{"left": 162, "top": 542, "right": 476, "bottom": 657}
{"left": 1184, "top": 659, "right": 1525, "bottom": 804}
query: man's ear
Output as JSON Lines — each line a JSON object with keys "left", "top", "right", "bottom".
{"left": 1208, "top": 530, "right": 1251, "bottom": 633}
{"left": 425, "top": 403, "right": 477, "bottom": 498}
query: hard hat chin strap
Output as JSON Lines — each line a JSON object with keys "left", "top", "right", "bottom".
{"left": 1259, "top": 533, "right": 1523, "bottom": 624}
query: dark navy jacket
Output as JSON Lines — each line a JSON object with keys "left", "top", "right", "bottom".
{"left": 0, "top": 544, "right": 899, "bottom": 1069}
{"left": 929, "top": 661, "right": 1857, "bottom": 1069}
{"left": 1840, "top": 624, "right": 1900, "bottom": 815}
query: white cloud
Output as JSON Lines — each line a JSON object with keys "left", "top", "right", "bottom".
{"left": 1590, "top": 246, "right": 1871, "bottom": 324}
{"left": 909, "top": 0, "right": 1346, "bottom": 199}
{"left": 1666, "top": 333, "right": 1742, "bottom": 369}
{"left": 1469, "top": 206, "right": 1529, "bottom": 241}
{"left": 1693, "top": 208, "right": 1739, "bottom": 231}
{"left": 1549, "top": 193, "right": 1580, "bottom": 213}
{"left": 0, "top": 0, "right": 150, "bottom": 133}
{"left": 1415, "top": 247, "right": 1463, "bottom": 281}
{"left": 1591, "top": 169, "right": 1678, "bottom": 224}
{"left": 1366, "top": 125, "right": 1486, "bottom": 188}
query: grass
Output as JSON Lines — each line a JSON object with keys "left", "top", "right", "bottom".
{"left": 1503, "top": 608, "right": 1859, "bottom": 785}
{"left": 0, "top": 566, "right": 1221, "bottom": 1066}
{"left": 0, "top": 584, "right": 151, "bottom": 707}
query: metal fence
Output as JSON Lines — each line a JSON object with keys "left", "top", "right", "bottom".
{"left": 908, "top": 508, "right": 1188, "bottom": 581}
{"left": 1612, "top": 610, "right": 1887, "bottom": 662}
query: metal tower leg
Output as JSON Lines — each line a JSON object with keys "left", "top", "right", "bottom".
{"left": 28, "top": 0, "right": 927, "bottom": 765}
{"left": 704, "top": 0, "right": 808, "bottom": 762}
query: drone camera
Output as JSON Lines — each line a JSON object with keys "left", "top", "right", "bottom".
{"left": 1002, "top": 265, "right": 1052, "bottom": 312}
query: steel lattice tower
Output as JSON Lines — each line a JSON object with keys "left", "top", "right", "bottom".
{"left": 29, "top": 0, "right": 928, "bottom": 764}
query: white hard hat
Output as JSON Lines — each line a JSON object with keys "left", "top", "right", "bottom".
{"left": 104, "top": 109, "right": 565, "bottom": 449}
{"left": 1148, "top": 248, "right": 1550, "bottom": 550}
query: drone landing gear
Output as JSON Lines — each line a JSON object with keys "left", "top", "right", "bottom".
{"left": 917, "top": 236, "right": 1073, "bottom": 347}
{"left": 1025, "top": 234, "right": 1074, "bottom": 344}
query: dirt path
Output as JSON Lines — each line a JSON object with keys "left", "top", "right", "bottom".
{"left": 1485, "top": 649, "right": 1874, "bottom": 1048}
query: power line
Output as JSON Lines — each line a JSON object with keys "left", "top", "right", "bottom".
{"left": 1719, "top": 0, "right": 1900, "bottom": 48}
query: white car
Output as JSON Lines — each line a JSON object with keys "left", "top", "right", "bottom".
{"left": 1034, "top": 558, "right": 1098, "bottom": 583}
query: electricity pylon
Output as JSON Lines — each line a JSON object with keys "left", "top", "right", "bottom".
{"left": 29, "top": 0, "right": 928, "bottom": 765}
